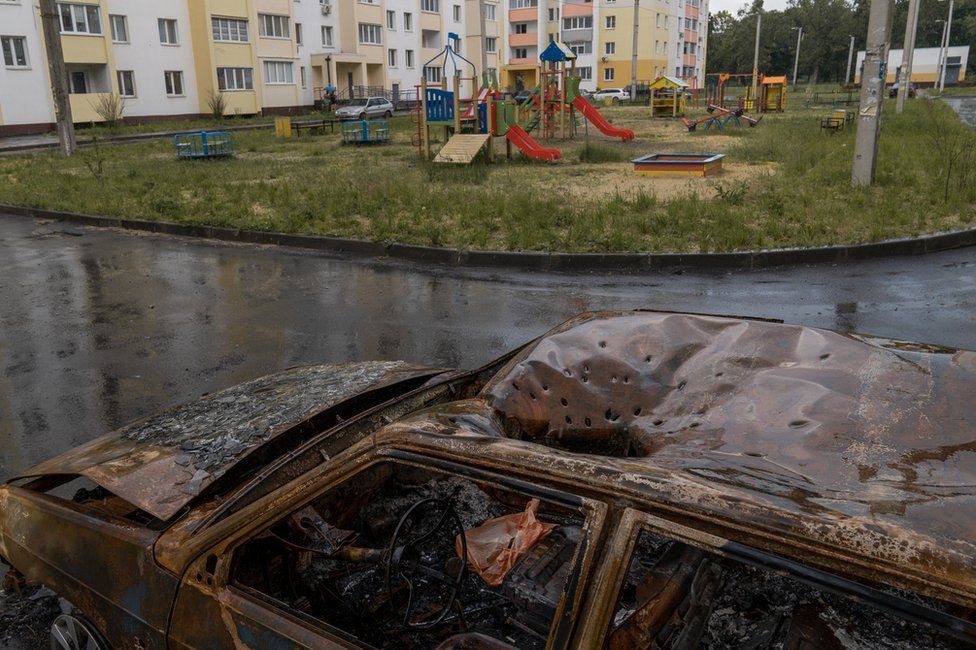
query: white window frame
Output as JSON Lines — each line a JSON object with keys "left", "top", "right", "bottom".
{"left": 514, "top": 47, "right": 527, "bottom": 59}
{"left": 1, "top": 36, "right": 29, "bottom": 68}
{"left": 212, "top": 17, "right": 249, "bottom": 43}
{"left": 109, "top": 14, "right": 128, "bottom": 43}
{"left": 59, "top": 3, "right": 102, "bottom": 35}
{"left": 405, "top": 49, "right": 414, "bottom": 68}
{"left": 295, "top": 22, "right": 302, "bottom": 46}
{"left": 321, "top": 25, "right": 333, "bottom": 46}
{"left": 423, "top": 65, "right": 441, "bottom": 83}
{"left": 421, "top": 0, "right": 439, "bottom": 13}
{"left": 387, "top": 48, "right": 397, "bottom": 67}
{"left": 262, "top": 60, "right": 293, "bottom": 85}
{"left": 386, "top": 10, "right": 396, "bottom": 29}
{"left": 403, "top": 12, "right": 413, "bottom": 32}
{"left": 605, "top": 15, "right": 615, "bottom": 29}
{"left": 258, "top": 13, "right": 289, "bottom": 39}
{"left": 577, "top": 65, "right": 591, "bottom": 80}
{"left": 217, "top": 66, "right": 254, "bottom": 91}
{"left": 164, "top": 70, "right": 184, "bottom": 97}
{"left": 452, "top": 4, "right": 461, "bottom": 21}
{"left": 158, "top": 18, "right": 179, "bottom": 45}
{"left": 485, "top": 37, "right": 497, "bottom": 54}
{"left": 358, "top": 22, "right": 381, "bottom": 45}
{"left": 116, "top": 69, "right": 135, "bottom": 97}
{"left": 603, "top": 67, "right": 614, "bottom": 81}
{"left": 605, "top": 41, "right": 615, "bottom": 55}
{"left": 484, "top": 3, "right": 496, "bottom": 21}
{"left": 300, "top": 65, "right": 307, "bottom": 89}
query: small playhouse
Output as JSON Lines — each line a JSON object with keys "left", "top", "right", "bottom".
{"left": 760, "top": 76, "right": 787, "bottom": 112}
{"left": 649, "top": 76, "right": 689, "bottom": 117}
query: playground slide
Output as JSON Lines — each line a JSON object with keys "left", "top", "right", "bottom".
{"left": 571, "top": 96, "right": 635, "bottom": 141}
{"left": 505, "top": 125, "right": 561, "bottom": 161}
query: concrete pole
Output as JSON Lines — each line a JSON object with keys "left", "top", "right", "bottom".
{"left": 852, "top": 0, "right": 894, "bottom": 187}
{"left": 845, "top": 35, "right": 855, "bottom": 85}
{"left": 791, "top": 27, "right": 803, "bottom": 89}
{"left": 39, "top": 0, "right": 76, "bottom": 157}
{"left": 751, "top": 12, "right": 761, "bottom": 109}
{"left": 896, "top": 0, "right": 920, "bottom": 113}
{"left": 935, "top": 20, "right": 947, "bottom": 92}
{"left": 631, "top": 0, "right": 640, "bottom": 102}
{"left": 939, "top": 0, "right": 954, "bottom": 91}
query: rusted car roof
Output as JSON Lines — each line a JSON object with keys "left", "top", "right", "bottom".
{"left": 376, "top": 312, "right": 976, "bottom": 608}
{"left": 13, "top": 362, "right": 441, "bottom": 520}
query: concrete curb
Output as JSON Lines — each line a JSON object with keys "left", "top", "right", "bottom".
{"left": 4, "top": 205, "right": 976, "bottom": 273}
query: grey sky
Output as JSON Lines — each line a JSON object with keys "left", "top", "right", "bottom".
{"left": 707, "top": 0, "right": 791, "bottom": 16}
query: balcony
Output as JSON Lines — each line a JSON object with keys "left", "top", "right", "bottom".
{"left": 508, "top": 31, "right": 537, "bottom": 47}
{"left": 562, "top": 3, "right": 593, "bottom": 17}
{"left": 561, "top": 27, "right": 593, "bottom": 42}
{"left": 508, "top": 8, "right": 537, "bottom": 22}
{"left": 69, "top": 93, "right": 113, "bottom": 123}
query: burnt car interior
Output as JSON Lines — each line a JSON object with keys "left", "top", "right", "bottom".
{"left": 230, "top": 462, "right": 586, "bottom": 649}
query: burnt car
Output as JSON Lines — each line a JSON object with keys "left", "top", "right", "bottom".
{"left": 2, "top": 311, "right": 976, "bottom": 649}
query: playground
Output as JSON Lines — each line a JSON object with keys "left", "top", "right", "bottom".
{"left": 0, "top": 79, "right": 974, "bottom": 253}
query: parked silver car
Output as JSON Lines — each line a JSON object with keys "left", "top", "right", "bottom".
{"left": 591, "top": 88, "right": 631, "bottom": 103}
{"left": 335, "top": 96, "right": 395, "bottom": 120}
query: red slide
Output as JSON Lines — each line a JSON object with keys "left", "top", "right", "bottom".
{"left": 505, "top": 125, "right": 561, "bottom": 161}
{"left": 571, "top": 96, "right": 635, "bottom": 141}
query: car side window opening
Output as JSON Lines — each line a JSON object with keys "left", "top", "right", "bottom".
{"left": 230, "top": 462, "right": 585, "bottom": 649}
{"left": 606, "top": 527, "right": 964, "bottom": 649}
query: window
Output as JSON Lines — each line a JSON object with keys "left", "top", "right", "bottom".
{"left": 484, "top": 3, "right": 496, "bottom": 21}
{"left": 217, "top": 66, "right": 253, "bottom": 90}
{"left": 300, "top": 65, "right": 307, "bottom": 88}
{"left": 514, "top": 23, "right": 527, "bottom": 34}
{"left": 1, "top": 36, "right": 28, "bottom": 68}
{"left": 510, "top": 0, "right": 537, "bottom": 8}
{"left": 514, "top": 47, "right": 527, "bottom": 59}
{"left": 548, "top": 8, "right": 555, "bottom": 21}
{"left": 424, "top": 65, "right": 441, "bottom": 83}
{"left": 116, "top": 70, "right": 135, "bottom": 97}
{"left": 605, "top": 15, "right": 615, "bottom": 29}
{"left": 164, "top": 70, "right": 184, "bottom": 96}
{"left": 403, "top": 12, "right": 413, "bottom": 31}
{"left": 453, "top": 4, "right": 461, "bottom": 21}
{"left": 604, "top": 67, "right": 614, "bottom": 81}
{"left": 358, "top": 23, "right": 381, "bottom": 45}
{"left": 568, "top": 41, "right": 591, "bottom": 55}
{"left": 295, "top": 23, "right": 302, "bottom": 45}
{"left": 59, "top": 3, "right": 102, "bottom": 35}
{"left": 158, "top": 18, "right": 178, "bottom": 45}
{"left": 212, "top": 17, "right": 249, "bottom": 42}
{"left": 263, "top": 61, "right": 293, "bottom": 85}
{"left": 605, "top": 41, "right": 615, "bottom": 55}
{"left": 321, "top": 25, "right": 333, "bottom": 46}
{"left": 485, "top": 37, "right": 497, "bottom": 53}
{"left": 577, "top": 65, "right": 591, "bottom": 80}
{"left": 421, "top": 0, "right": 439, "bottom": 12}
{"left": 405, "top": 49, "right": 414, "bottom": 68}
{"left": 109, "top": 14, "right": 127, "bottom": 42}
{"left": 69, "top": 70, "right": 87, "bottom": 93}
{"left": 655, "top": 40, "right": 659, "bottom": 53}
{"left": 562, "top": 16, "right": 592, "bottom": 30}
{"left": 388, "top": 48, "right": 397, "bottom": 67}
{"left": 386, "top": 10, "right": 396, "bottom": 29}
{"left": 259, "top": 14, "right": 289, "bottom": 39}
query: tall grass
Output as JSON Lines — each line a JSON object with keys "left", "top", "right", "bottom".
{"left": 1, "top": 102, "right": 974, "bottom": 253}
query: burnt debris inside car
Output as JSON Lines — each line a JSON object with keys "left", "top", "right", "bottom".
{"left": 2, "top": 311, "right": 976, "bottom": 649}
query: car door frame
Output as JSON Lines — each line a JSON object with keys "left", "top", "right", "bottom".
{"left": 167, "top": 444, "right": 609, "bottom": 649}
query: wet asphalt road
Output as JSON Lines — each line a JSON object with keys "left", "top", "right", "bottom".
{"left": 1, "top": 213, "right": 975, "bottom": 479}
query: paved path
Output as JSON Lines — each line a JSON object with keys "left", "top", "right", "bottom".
{"left": 944, "top": 95, "right": 976, "bottom": 127}
{"left": 1, "top": 213, "right": 975, "bottom": 479}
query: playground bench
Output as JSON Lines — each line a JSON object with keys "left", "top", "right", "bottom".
{"left": 293, "top": 119, "right": 338, "bottom": 137}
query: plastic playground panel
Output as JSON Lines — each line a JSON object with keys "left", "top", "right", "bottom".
{"left": 342, "top": 119, "right": 390, "bottom": 144}
{"left": 174, "top": 131, "right": 235, "bottom": 159}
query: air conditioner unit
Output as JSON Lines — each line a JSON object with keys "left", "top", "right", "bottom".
{"left": 320, "top": 2, "right": 332, "bottom": 15}
{"left": 601, "top": 56, "right": 608, "bottom": 62}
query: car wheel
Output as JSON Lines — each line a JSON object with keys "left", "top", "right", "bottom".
{"left": 613, "top": 97, "right": 620, "bottom": 104}
{"left": 50, "top": 613, "right": 107, "bottom": 650}
{"left": 384, "top": 110, "right": 392, "bottom": 118}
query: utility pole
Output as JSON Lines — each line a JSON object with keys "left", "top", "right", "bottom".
{"left": 939, "top": 0, "right": 954, "bottom": 91}
{"left": 631, "top": 0, "right": 640, "bottom": 102}
{"left": 478, "top": 0, "right": 488, "bottom": 80}
{"left": 852, "top": 0, "right": 894, "bottom": 187}
{"left": 751, "top": 11, "right": 761, "bottom": 108}
{"left": 935, "top": 19, "right": 947, "bottom": 92}
{"left": 845, "top": 35, "right": 855, "bottom": 85}
{"left": 791, "top": 26, "right": 803, "bottom": 89}
{"left": 896, "top": 0, "right": 920, "bottom": 113}
{"left": 39, "top": 0, "right": 76, "bottom": 157}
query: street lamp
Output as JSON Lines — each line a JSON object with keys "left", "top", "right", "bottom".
{"left": 791, "top": 26, "right": 803, "bottom": 89}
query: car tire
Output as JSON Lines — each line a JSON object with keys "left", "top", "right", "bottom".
{"left": 50, "top": 613, "right": 108, "bottom": 650}
{"left": 613, "top": 97, "right": 620, "bottom": 104}
{"left": 384, "top": 110, "right": 392, "bottom": 118}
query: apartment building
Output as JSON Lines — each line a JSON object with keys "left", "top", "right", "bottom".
{"left": 671, "top": 0, "right": 706, "bottom": 87}
{"left": 0, "top": 0, "right": 466, "bottom": 135}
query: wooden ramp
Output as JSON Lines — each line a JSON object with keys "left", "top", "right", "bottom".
{"left": 434, "top": 134, "right": 490, "bottom": 164}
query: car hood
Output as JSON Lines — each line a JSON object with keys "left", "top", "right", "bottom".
{"left": 11, "top": 362, "right": 444, "bottom": 520}
{"left": 337, "top": 106, "right": 365, "bottom": 114}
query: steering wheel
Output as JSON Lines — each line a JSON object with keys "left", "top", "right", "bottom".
{"left": 384, "top": 497, "right": 468, "bottom": 629}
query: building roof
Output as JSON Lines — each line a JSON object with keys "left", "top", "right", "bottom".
{"left": 650, "top": 75, "right": 689, "bottom": 89}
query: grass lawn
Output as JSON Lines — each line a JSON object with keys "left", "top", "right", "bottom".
{"left": 0, "top": 99, "right": 974, "bottom": 253}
